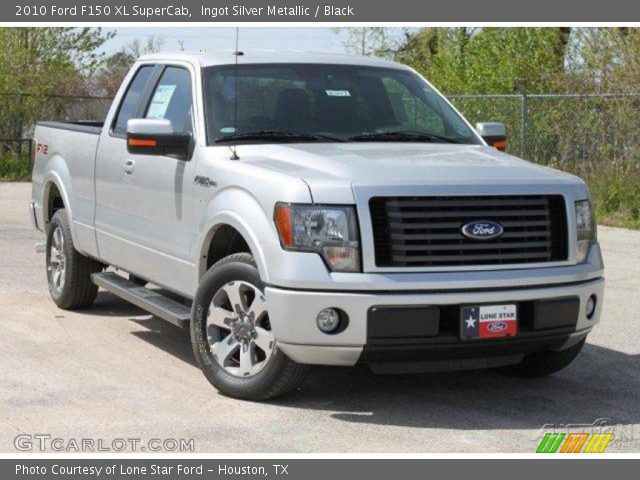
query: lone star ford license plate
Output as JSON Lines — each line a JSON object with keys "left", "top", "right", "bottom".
{"left": 460, "top": 304, "right": 518, "bottom": 340}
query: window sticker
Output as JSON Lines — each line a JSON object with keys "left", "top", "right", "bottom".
{"left": 147, "top": 84, "right": 177, "bottom": 118}
{"left": 220, "top": 127, "right": 237, "bottom": 133}
{"left": 326, "top": 90, "right": 351, "bottom": 97}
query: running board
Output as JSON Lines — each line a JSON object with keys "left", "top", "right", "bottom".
{"left": 91, "top": 272, "right": 191, "bottom": 329}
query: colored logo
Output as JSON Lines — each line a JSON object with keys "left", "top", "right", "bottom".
{"left": 536, "top": 432, "right": 613, "bottom": 453}
{"left": 461, "top": 220, "right": 504, "bottom": 240}
{"left": 487, "top": 321, "right": 507, "bottom": 332}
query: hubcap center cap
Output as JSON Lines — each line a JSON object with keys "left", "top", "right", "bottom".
{"left": 233, "top": 319, "right": 255, "bottom": 343}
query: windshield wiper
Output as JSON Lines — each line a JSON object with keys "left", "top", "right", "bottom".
{"left": 214, "top": 130, "right": 344, "bottom": 144}
{"left": 349, "top": 130, "right": 462, "bottom": 143}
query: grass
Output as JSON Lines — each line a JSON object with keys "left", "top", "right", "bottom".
{"left": 555, "top": 160, "right": 640, "bottom": 230}
{"left": 584, "top": 166, "right": 640, "bottom": 230}
{"left": 0, "top": 154, "right": 30, "bottom": 181}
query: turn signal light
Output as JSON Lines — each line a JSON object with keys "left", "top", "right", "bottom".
{"left": 128, "top": 138, "right": 157, "bottom": 147}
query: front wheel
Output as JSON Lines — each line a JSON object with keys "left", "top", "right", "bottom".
{"left": 190, "top": 253, "right": 308, "bottom": 400}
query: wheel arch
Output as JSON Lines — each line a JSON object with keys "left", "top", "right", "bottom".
{"left": 42, "top": 165, "right": 75, "bottom": 241}
{"left": 197, "top": 213, "right": 270, "bottom": 284}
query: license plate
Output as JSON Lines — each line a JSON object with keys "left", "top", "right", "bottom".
{"left": 460, "top": 304, "right": 518, "bottom": 340}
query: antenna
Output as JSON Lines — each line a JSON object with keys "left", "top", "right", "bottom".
{"left": 230, "top": 27, "right": 242, "bottom": 160}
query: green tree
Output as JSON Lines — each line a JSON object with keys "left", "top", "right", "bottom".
{"left": 92, "top": 36, "right": 164, "bottom": 97}
{"left": 332, "top": 27, "right": 412, "bottom": 58}
{"left": 396, "top": 27, "right": 571, "bottom": 94}
{"left": 0, "top": 27, "right": 114, "bottom": 138}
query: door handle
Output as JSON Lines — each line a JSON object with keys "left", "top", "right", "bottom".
{"left": 123, "top": 159, "right": 135, "bottom": 174}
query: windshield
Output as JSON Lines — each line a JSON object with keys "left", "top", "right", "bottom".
{"left": 202, "top": 63, "right": 481, "bottom": 145}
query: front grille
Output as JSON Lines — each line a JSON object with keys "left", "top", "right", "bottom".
{"left": 370, "top": 195, "right": 568, "bottom": 267}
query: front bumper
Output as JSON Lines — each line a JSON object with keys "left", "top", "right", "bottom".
{"left": 266, "top": 276, "right": 604, "bottom": 369}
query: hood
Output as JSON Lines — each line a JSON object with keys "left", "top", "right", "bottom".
{"left": 239, "top": 143, "right": 584, "bottom": 203}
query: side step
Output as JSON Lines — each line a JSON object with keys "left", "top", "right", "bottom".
{"left": 91, "top": 272, "right": 191, "bottom": 329}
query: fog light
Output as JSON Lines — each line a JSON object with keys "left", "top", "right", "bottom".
{"left": 316, "top": 308, "right": 341, "bottom": 333}
{"left": 586, "top": 295, "right": 597, "bottom": 319}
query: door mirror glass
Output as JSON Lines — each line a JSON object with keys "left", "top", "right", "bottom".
{"left": 126, "top": 118, "right": 191, "bottom": 160}
{"left": 476, "top": 122, "right": 507, "bottom": 151}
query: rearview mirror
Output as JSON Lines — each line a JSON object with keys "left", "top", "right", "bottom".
{"left": 476, "top": 122, "right": 507, "bottom": 151}
{"left": 126, "top": 118, "right": 192, "bottom": 160}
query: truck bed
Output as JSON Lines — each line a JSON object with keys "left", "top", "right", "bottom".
{"left": 32, "top": 120, "right": 105, "bottom": 258}
{"left": 36, "top": 120, "right": 104, "bottom": 135}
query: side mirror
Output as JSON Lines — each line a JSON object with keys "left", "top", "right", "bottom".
{"left": 476, "top": 122, "right": 507, "bottom": 151}
{"left": 126, "top": 118, "right": 192, "bottom": 160}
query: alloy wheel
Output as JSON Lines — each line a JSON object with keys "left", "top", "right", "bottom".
{"left": 207, "top": 281, "right": 274, "bottom": 377}
{"left": 48, "top": 226, "right": 66, "bottom": 293}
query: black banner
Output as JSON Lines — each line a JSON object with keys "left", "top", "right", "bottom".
{"left": 5, "top": 0, "right": 640, "bottom": 22}
{"left": 5, "top": 459, "right": 640, "bottom": 480}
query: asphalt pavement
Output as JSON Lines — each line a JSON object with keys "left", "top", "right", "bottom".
{"left": 1, "top": 182, "right": 639, "bottom": 453}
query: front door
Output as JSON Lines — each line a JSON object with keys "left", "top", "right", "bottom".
{"left": 95, "top": 64, "right": 197, "bottom": 296}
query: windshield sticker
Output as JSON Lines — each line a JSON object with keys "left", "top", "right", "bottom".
{"left": 326, "top": 90, "right": 351, "bottom": 97}
{"left": 146, "top": 84, "right": 177, "bottom": 118}
{"left": 220, "top": 127, "right": 237, "bottom": 133}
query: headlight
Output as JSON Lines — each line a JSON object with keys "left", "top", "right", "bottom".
{"left": 575, "top": 200, "right": 596, "bottom": 263}
{"left": 274, "top": 203, "right": 360, "bottom": 272}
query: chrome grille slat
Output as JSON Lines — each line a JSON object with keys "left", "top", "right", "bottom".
{"left": 386, "top": 198, "right": 549, "bottom": 208}
{"left": 369, "top": 195, "right": 568, "bottom": 268}
{"left": 387, "top": 210, "right": 549, "bottom": 219}
{"left": 388, "top": 219, "right": 552, "bottom": 229}
{"left": 393, "top": 252, "right": 552, "bottom": 263}
{"left": 391, "top": 241, "right": 551, "bottom": 252}
{"left": 390, "top": 231, "right": 552, "bottom": 241}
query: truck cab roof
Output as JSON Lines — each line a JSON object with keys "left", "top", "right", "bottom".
{"left": 137, "top": 50, "right": 410, "bottom": 70}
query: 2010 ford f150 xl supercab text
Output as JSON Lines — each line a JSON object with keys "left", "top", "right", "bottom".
{"left": 29, "top": 51, "right": 604, "bottom": 400}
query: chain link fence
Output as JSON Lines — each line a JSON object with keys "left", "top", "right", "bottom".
{"left": 0, "top": 94, "right": 112, "bottom": 179}
{"left": 448, "top": 93, "right": 640, "bottom": 169}
{"left": 0, "top": 93, "right": 113, "bottom": 139}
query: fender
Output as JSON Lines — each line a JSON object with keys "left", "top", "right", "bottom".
{"left": 42, "top": 157, "right": 78, "bottom": 246}
{"left": 194, "top": 186, "right": 284, "bottom": 286}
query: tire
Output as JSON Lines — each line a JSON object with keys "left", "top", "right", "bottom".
{"left": 190, "top": 252, "right": 309, "bottom": 400}
{"left": 494, "top": 339, "right": 586, "bottom": 378}
{"left": 46, "top": 209, "right": 103, "bottom": 309}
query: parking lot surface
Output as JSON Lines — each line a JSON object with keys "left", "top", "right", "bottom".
{"left": 1, "top": 182, "right": 639, "bottom": 453}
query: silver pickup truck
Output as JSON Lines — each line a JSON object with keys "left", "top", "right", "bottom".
{"left": 30, "top": 51, "right": 604, "bottom": 400}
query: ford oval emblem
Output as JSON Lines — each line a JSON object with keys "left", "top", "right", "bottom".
{"left": 487, "top": 322, "right": 507, "bottom": 332}
{"left": 461, "top": 220, "right": 504, "bottom": 240}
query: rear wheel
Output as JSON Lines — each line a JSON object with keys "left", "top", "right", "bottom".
{"left": 190, "top": 253, "right": 308, "bottom": 400}
{"left": 46, "top": 209, "right": 102, "bottom": 309}
{"left": 494, "top": 339, "right": 586, "bottom": 377}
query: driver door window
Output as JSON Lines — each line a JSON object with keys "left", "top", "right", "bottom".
{"left": 145, "top": 66, "right": 194, "bottom": 134}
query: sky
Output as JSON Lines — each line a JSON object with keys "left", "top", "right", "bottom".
{"left": 101, "top": 27, "right": 348, "bottom": 55}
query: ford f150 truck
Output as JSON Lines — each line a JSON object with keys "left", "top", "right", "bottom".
{"left": 30, "top": 51, "right": 604, "bottom": 400}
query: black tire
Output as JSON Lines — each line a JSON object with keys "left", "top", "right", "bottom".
{"left": 190, "top": 252, "right": 309, "bottom": 400}
{"left": 46, "top": 209, "right": 102, "bottom": 309}
{"left": 494, "top": 339, "right": 586, "bottom": 378}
